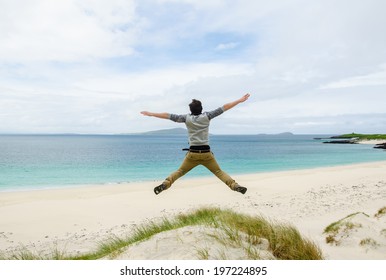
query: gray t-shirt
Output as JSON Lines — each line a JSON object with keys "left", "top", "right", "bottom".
{"left": 169, "top": 107, "right": 224, "bottom": 146}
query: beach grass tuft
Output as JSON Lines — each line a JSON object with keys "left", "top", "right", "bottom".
{"left": 359, "top": 238, "right": 379, "bottom": 248}
{"left": 324, "top": 212, "right": 367, "bottom": 235}
{"left": 0, "top": 245, "right": 68, "bottom": 260}
{"left": 374, "top": 207, "right": 386, "bottom": 218}
{"left": 324, "top": 218, "right": 363, "bottom": 245}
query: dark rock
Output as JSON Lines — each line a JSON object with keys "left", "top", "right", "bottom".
{"left": 374, "top": 143, "right": 386, "bottom": 150}
{"left": 323, "top": 140, "right": 358, "bottom": 144}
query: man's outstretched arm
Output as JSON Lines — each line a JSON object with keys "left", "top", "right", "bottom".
{"left": 223, "top": 93, "right": 250, "bottom": 111}
{"left": 140, "top": 111, "right": 170, "bottom": 119}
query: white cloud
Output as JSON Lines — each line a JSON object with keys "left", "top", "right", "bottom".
{"left": 0, "top": 0, "right": 138, "bottom": 62}
{"left": 321, "top": 65, "right": 386, "bottom": 89}
{"left": 73, "top": 62, "right": 253, "bottom": 97}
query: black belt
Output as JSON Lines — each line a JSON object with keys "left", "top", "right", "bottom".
{"left": 182, "top": 147, "right": 211, "bottom": 153}
{"left": 189, "top": 149, "right": 210, "bottom": 153}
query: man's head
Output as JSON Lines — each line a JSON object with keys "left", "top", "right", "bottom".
{"left": 189, "top": 99, "right": 202, "bottom": 115}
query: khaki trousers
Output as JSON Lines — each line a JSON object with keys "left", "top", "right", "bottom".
{"left": 163, "top": 152, "right": 236, "bottom": 190}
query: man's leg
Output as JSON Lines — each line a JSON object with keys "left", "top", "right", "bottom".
{"left": 154, "top": 152, "right": 198, "bottom": 194}
{"left": 201, "top": 153, "right": 236, "bottom": 189}
{"left": 201, "top": 152, "right": 247, "bottom": 194}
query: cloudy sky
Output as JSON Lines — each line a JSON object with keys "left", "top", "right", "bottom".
{"left": 1, "top": 0, "right": 386, "bottom": 134}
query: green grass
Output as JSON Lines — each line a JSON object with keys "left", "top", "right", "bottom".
{"left": 337, "top": 133, "right": 386, "bottom": 140}
{"left": 0, "top": 207, "right": 323, "bottom": 260}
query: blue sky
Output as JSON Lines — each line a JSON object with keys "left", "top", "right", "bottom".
{"left": 1, "top": 0, "right": 386, "bottom": 134}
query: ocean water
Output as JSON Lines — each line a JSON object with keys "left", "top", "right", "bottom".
{"left": 0, "top": 134, "right": 385, "bottom": 192}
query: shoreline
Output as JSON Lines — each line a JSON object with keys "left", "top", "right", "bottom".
{"left": 2, "top": 158, "right": 386, "bottom": 194}
{"left": 1, "top": 161, "right": 386, "bottom": 259}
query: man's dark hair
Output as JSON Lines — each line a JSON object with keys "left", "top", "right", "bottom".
{"left": 189, "top": 99, "right": 202, "bottom": 115}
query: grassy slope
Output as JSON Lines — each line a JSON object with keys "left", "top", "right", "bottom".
{"left": 337, "top": 133, "right": 386, "bottom": 140}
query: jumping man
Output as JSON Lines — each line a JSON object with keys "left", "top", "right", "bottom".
{"left": 140, "top": 93, "right": 250, "bottom": 195}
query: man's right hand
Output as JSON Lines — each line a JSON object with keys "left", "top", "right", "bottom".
{"left": 239, "top": 93, "right": 250, "bottom": 103}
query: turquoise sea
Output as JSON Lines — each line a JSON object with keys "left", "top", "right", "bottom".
{"left": 0, "top": 134, "right": 385, "bottom": 192}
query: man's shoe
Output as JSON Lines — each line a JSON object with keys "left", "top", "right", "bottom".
{"left": 234, "top": 185, "right": 247, "bottom": 194}
{"left": 154, "top": 183, "right": 166, "bottom": 195}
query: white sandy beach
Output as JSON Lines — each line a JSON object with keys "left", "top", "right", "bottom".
{"left": 1, "top": 161, "right": 386, "bottom": 260}
{"left": 358, "top": 139, "right": 386, "bottom": 145}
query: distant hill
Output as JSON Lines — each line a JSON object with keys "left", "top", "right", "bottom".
{"left": 138, "top": 128, "right": 187, "bottom": 136}
{"left": 276, "top": 132, "right": 294, "bottom": 136}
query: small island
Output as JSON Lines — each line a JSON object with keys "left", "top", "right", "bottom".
{"left": 322, "top": 133, "right": 386, "bottom": 150}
